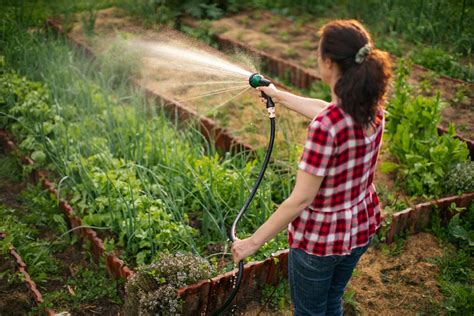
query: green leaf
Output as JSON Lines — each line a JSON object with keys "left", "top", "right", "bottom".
{"left": 379, "top": 161, "right": 399, "bottom": 173}
{"left": 31, "top": 150, "right": 46, "bottom": 163}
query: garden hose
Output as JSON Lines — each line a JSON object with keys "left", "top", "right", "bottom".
{"left": 212, "top": 74, "right": 275, "bottom": 315}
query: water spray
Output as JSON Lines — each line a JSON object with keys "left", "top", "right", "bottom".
{"left": 212, "top": 74, "right": 276, "bottom": 315}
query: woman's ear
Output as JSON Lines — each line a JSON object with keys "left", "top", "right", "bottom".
{"left": 325, "top": 57, "right": 334, "bottom": 69}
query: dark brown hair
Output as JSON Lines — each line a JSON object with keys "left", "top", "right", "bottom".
{"left": 319, "top": 20, "right": 392, "bottom": 127}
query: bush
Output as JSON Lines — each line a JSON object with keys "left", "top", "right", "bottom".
{"left": 444, "top": 161, "right": 474, "bottom": 195}
{"left": 124, "top": 252, "right": 214, "bottom": 315}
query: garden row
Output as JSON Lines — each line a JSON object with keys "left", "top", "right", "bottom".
{"left": 0, "top": 141, "right": 123, "bottom": 314}
{"left": 1, "top": 9, "right": 472, "bottom": 315}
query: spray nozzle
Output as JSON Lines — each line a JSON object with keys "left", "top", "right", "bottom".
{"left": 249, "top": 73, "right": 271, "bottom": 88}
{"left": 248, "top": 73, "right": 275, "bottom": 111}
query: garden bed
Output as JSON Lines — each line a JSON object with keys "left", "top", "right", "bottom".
{"left": 46, "top": 7, "right": 472, "bottom": 216}
{"left": 0, "top": 4, "right": 472, "bottom": 314}
{"left": 37, "top": 8, "right": 474, "bottom": 315}
{"left": 0, "top": 130, "right": 131, "bottom": 279}
{"left": 0, "top": 234, "right": 54, "bottom": 315}
{"left": 185, "top": 10, "right": 474, "bottom": 145}
{"left": 0, "top": 141, "right": 124, "bottom": 314}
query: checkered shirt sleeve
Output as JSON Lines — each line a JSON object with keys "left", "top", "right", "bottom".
{"left": 298, "top": 119, "right": 336, "bottom": 176}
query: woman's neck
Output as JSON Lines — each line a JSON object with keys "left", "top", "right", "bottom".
{"left": 330, "top": 73, "right": 341, "bottom": 105}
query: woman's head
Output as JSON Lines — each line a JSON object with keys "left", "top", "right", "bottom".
{"left": 317, "top": 20, "right": 392, "bottom": 127}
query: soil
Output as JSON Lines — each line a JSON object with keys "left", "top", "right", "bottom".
{"left": 242, "top": 232, "right": 444, "bottom": 315}
{"left": 208, "top": 10, "right": 474, "bottom": 140}
{"left": 59, "top": 7, "right": 437, "bottom": 215}
{"left": 0, "top": 255, "right": 34, "bottom": 315}
{"left": 350, "top": 232, "right": 444, "bottom": 315}
{"left": 0, "top": 148, "right": 122, "bottom": 315}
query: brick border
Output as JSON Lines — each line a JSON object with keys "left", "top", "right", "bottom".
{"left": 0, "top": 233, "right": 55, "bottom": 315}
{"left": 385, "top": 192, "right": 474, "bottom": 244}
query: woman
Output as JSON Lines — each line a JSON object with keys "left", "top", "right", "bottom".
{"left": 231, "top": 20, "right": 392, "bottom": 315}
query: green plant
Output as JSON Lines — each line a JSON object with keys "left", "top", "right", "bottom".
{"left": 343, "top": 286, "right": 360, "bottom": 314}
{"left": 81, "top": 6, "right": 97, "bottom": 37}
{"left": 239, "top": 16, "right": 250, "bottom": 27}
{"left": 444, "top": 161, "right": 474, "bottom": 195}
{"left": 453, "top": 85, "right": 467, "bottom": 104}
{"left": 260, "top": 278, "right": 291, "bottom": 311}
{"left": 235, "top": 30, "right": 244, "bottom": 41}
{"left": 0, "top": 17, "right": 296, "bottom": 269}
{"left": 429, "top": 202, "right": 474, "bottom": 314}
{"left": 124, "top": 252, "right": 213, "bottom": 314}
{"left": 257, "top": 40, "right": 269, "bottom": 50}
{"left": 306, "top": 80, "right": 331, "bottom": 101}
{"left": 259, "top": 23, "right": 270, "bottom": 33}
{"left": 302, "top": 40, "right": 313, "bottom": 50}
{"left": 278, "top": 30, "right": 289, "bottom": 42}
{"left": 303, "top": 56, "right": 316, "bottom": 68}
{"left": 411, "top": 47, "right": 473, "bottom": 83}
{"left": 284, "top": 47, "right": 297, "bottom": 58}
{"left": 385, "top": 60, "right": 470, "bottom": 197}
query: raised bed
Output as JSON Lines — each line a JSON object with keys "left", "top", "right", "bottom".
{"left": 0, "top": 232, "right": 55, "bottom": 316}
{"left": 0, "top": 131, "right": 133, "bottom": 281}
{"left": 183, "top": 12, "right": 474, "bottom": 156}
{"left": 35, "top": 12, "right": 474, "bottom": 315}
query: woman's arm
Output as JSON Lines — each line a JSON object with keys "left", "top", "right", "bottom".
{"left": 231, "top": 169, "right": 324, "bottom": 263}
{"left": 258, "top": 84, "right": 330, "bottom": 120}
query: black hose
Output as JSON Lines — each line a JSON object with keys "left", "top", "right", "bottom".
{"left": 211, "top": 116, "right": 275, "bottom": 315}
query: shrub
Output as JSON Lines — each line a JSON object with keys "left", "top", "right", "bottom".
{"left": 124, "top": 252, "right": 214, "bottom": 315}
{"left": 444, "top": 161, "right": 474, "bottom": 195}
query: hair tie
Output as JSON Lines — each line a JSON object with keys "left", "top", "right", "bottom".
{"left": 355, "top": 44, "right": 372, "bottom": 64}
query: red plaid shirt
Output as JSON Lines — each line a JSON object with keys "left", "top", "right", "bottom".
{"left": 288, "top": 104, "right": 383, "bottom": 256}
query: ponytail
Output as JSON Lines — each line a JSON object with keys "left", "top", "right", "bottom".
{"left": 319, "top": 20, "right": 392, "bottom": 127}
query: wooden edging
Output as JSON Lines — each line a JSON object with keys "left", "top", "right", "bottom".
{"left": 0, "top": 131, "right": 133, "bottom": 282}
{"left": 0, "top": 233, "right": 55, "bottom": 316}
{"left": 385, "top": 191, "right": 474, "bottom": 244}
{"left": 181, "top": 17, "right": 474, "bottom": 159}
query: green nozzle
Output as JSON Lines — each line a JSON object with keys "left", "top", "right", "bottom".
{"left": 249, "top": 73, "right": 271, "bottom": 88}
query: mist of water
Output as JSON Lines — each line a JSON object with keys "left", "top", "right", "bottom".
{"left": 122, "top": 38, "right": 257, "bottom": 112}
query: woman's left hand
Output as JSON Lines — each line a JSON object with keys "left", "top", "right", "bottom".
{"left": 231, "top": 237, "right": 260, "bottom": 264}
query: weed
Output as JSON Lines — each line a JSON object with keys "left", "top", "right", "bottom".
{"left": 453, "top": 85, "right": 467, "bottom": 104}
{"left": 343, "top": 286, "right": 360, "bottom": 314}
{"left": 303, "top": 56, "right": 316, "bottom": 68}
{"left": 260, "top": 278, "right": 291, "bottom": 311}
{"left": 236, "top": 30, "right": 245, "bottom": 41}
{"left": 81, "top": 6, "right": 96, "bottom": 38}
{"left": 278, "top": 30, "right": 289, "bottom": 42}
{"left": 257, "top": 40, "right": 269, "bottom": 50}
{"left": 259, "top": 24, "right": 270, "bottom": 33}
{"left": 240, "top": 16, "right": 250, "bottom": 27}
{"left": 285, "top": 47, "right": 297, "bottom": 58}
{"left": 302, "top": 40, "right": 313, "bottom": 50}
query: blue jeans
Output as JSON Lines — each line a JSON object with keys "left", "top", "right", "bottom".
{"left": 288, "top": 241, "right": 371, "bottom": 316}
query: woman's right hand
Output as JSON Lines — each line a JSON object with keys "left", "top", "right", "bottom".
{"left": 256, "top": 84, "right": 280, "bottom": 102}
